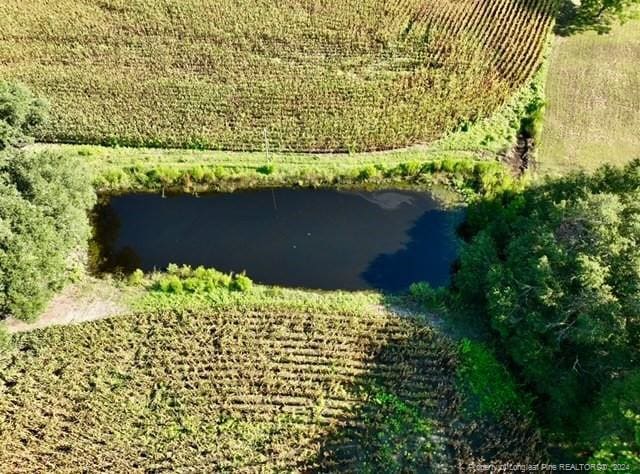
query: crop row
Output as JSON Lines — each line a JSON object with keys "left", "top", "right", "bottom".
{"left": 0, "top": 0, "right": 556, "bottom": 152}
{"left": 0, "top": 306, "right": 462, "bottom": 471}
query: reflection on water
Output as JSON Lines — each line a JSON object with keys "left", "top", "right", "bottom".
{"left": 94, "top": 189, "right": 462, "bottom": 292}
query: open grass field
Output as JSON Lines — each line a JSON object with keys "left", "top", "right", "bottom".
{"left": 538, "top": 20, "right": 640, "bottom": 175}
{"left": 0, "top": 0, "right": 555, "bottom": 152}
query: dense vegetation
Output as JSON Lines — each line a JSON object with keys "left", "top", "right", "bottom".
{"left": 0, "top": 80, "right": 47, "bottom": 150}
{"left": 456, "top": 160, "right": 640, "bottom": 464}
{"left": 0, "top": 296, "right": 481, "bottom": 472}
{"left": 0, "top": 0, "right": 554, "bottom": 151}
{"left": 1, "top": 1, "right": 637, "bottom": 469}
{"left": 0, "top": 83, "right": 96, "bottom": 321}
{"left": 557, "top": 0, "right": 640, "bottom": 34}
{"left": 0, "top": 151, "right": 96, "bottom": 321}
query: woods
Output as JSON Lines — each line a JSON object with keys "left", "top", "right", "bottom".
{"left": 456, "top": 161, "right": 640, "bottom": 465}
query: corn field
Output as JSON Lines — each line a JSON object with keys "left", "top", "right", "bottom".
{"left": 0, "top": 0, "right": 556, "bottom": 152}
{"left": 0, "top": 305, "right": 544, "bottom": 472}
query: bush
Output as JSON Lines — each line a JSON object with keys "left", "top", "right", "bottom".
{"left": 409, "top": 282, "right": 447, "bottom": 312}
{"left": 0, "top": 81, "right": 48, "bottom": 150}
{"left": 0, "top": 325, "right": 12, "bottom": 352}
{"left": 231, "top": 273, "right": 253, "bottom": 292}
{"left": 356, "top": 164, "right": 379, "bottom": 182}
{"left": 457, "top": 339, "right": 532, "bottom": 419}
{"left": 455, "top": 160, "right": 640, "bottom": 437}
{"left": 0, "top": 150, "right": 96, "bottom": 321}
{"left": 256, "top": 164, "right": 276, "bottom": 175}
{"left": 154, "top": 265, "right": 253, "bottom": 294}
{"left": 128, "top": 269, "right": 145, "bottom": 286}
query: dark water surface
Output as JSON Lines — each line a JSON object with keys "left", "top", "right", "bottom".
{"left": 95, "top": 189, "right": 462, "bottom": 292}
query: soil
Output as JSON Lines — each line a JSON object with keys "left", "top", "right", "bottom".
{"left": 504, "top": 134, "right": 535, "bottom": 176}
{"left": 4, "top": 279, "right": 131, "bottom": 334}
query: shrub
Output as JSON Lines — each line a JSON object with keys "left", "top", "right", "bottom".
{"left": 188, "top": 165, "right": 205, "bottom": 182}
{"left": 256, "top": 164, "right": 276, "bottom": 175}
{"left": 0, "top": 150, "right": 96, "bottom": 321}
{"left": 355, "top": 164, "right": 378, "bottom": 182}
{"left": 0, "top": 81, "right": 48, "bottom": 150}
{"left": 128, "top": 269, "right": 145, "bottom": 286}
{"left": 409, "top": 282, "right": 447, "bottom": 312}
{"left": 154, "top": 265, "right": 252, "bottom": 294}
{"left": 231, "top": 273, "right": 253, "bottom": 293}
{"left": 0, "top": 325, "right": 12, "bottom": 352}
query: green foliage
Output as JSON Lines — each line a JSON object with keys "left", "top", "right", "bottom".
{"left": 0, "top": 325, "right": 12, "bottom": 352}
{"left": 128, "top": 269, "right": 145, "bottom": 286}
{"left": 520, "top": 86, "right": 546, "bottom": 140}
{"left": 230, "top": 274, "right": 253, "bottom": 293}
{"left": 89, "top": 147, "right": 516, "bottom": 199}
{"left": 349, "top": 387, "right": 435, "bottom": 473}
{"left": 558, "top": 0, "right": 640, "bottom": 35}
{"left": 456, "top": 160, "right": 640, "bottom": 437}
{"left": 154, "top": 265, "right": 252, "bottom": 295}
{"left": 256, "top": 164, "right": 275, "bottom": 175}
{"left": 409, "top": 282, "right": 447, "bottom": 312}
{"left": 0, "top": 150, "right": 96, "bottom": 321}
{"left": 583, "top": 372, "right": 640, "bottom": 467}
{"left": 457, "top": 339, "right": 532, "bottom": 419}
{"left": 0, "top": 81, "right": 48, "bottom": 150}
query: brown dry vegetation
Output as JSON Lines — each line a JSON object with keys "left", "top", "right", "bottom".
{"left": 0, "top": 302, "right": 544, "bottom": 472}
{"left": 0, "top": 0, "right": 555, "bottom": 152}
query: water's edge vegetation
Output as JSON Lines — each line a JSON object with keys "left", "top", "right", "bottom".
{"left": 1, "top": 13, "right": 639, "bottom": 467}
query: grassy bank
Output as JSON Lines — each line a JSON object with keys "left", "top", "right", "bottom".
{"left": 31, "top": 143, "right": 519, "bottom": 200}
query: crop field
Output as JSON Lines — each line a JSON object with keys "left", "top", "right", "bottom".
{"left": 0, "top": 305, "right": 467, "bottom": 472}
{"left": 0, "top": 288, "right": 544, "bottom": 472}
{"left": 0, "top": 0, "right": 555, "bottom": 152}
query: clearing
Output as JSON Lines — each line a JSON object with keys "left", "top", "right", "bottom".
{"left": 538, "top": 20, "right": 640, "bottom": 175}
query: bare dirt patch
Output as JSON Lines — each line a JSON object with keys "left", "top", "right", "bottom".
{"left": 4, "top": 278, "right": 135, "bottom": 333}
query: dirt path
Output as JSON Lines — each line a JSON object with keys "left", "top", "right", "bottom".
{"left": 4, "top": 278, "right": 134, "bottom": 334}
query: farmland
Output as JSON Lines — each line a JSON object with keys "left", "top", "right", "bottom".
{"left": 2, "top": 0, "right": 639, "bottom": 470}
{"left": 538, "top": 20, "right": 640, "bottom": 174}
{"left": 0, "top": 0, "right": 555, "bottom": 152}
{"left": 0, "top": 289, "right": 543, "bottom": 472}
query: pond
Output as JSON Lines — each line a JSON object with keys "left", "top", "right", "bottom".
{"left": 94, "top": 189, "right": 463, "bottom": 292}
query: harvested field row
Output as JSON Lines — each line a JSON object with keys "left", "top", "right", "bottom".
{"left": 0, "top": 307, "right": 461, "bottom": 472}
{"left": 0, "top": 0, "right": 555, "bottom": 151}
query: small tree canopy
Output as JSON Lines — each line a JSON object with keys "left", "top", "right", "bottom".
{"left": 0, "top": 151, "right": 96, "bottom": 321}
{"left": 558, "top": 0, "right": 640, "bottom": 35}
{"left": 0, "top": 81, "right": 48, "bottom": 150}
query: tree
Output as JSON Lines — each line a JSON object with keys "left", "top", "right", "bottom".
{"left": 557, "top": 0, "right": 640, "bottom": 35}
{"left": 584, "top": 372, "right": 640, "bottom": 468}
{"left": 0, "top": 150, "right": 96, "bottom": 321}
{"left": 0, "top": 81, "right": 48, "bottom": 150}
{"left": 455, "top": 161, "right": 640, "bottom": 433}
